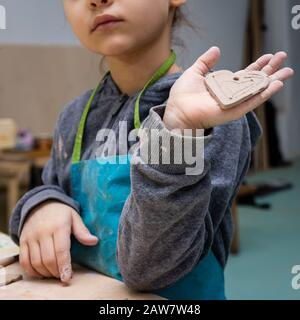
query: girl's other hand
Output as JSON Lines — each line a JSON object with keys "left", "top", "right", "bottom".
{"left": 19, "top": 200, "right": 98, "bottom": 284}
{"left": 164, "top": 47, "right": 294, "bottom": 131}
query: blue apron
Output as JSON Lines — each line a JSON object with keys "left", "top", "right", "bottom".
{"left": 70, "top": 50, "right": 226, "bottom": 300}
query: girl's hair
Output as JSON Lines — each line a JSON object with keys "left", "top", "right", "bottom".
{"left": 99, "top": 5, "right": 200, "bottom": 73}
{"left": 171, "top": 7, "right": 200, "bottom": 49}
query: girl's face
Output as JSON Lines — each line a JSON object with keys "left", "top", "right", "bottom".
{"left": 63, "top": 0, "right": 186, "bottom": 56}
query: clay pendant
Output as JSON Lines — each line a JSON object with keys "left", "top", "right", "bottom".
{"left": 205, "top": 70, "right": 270, "bottom": 109}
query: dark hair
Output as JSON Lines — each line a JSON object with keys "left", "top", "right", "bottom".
{"left": 172, "top": 7, "right": 201, "bottom": 48}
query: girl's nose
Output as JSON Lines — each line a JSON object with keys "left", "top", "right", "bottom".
{"left": 89, "top": 0, "right": 112, "bottom": 9}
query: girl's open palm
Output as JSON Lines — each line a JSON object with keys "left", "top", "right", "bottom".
{"left": 164, "top": 47, "right": 294, "bottom": 131}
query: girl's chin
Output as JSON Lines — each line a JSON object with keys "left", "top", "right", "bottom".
{"left": 88, "top": 45, "right": 137, "bottom": 57}
{"left": 84, "top": 37, "right": 142, "bottom": 56}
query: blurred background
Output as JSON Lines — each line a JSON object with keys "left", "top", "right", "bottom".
{"left": 0, "top": 0, "right": 299, "bottom": 299}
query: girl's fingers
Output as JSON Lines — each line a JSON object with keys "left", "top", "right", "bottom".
{"left": 245, "top": 54, "right": 273, "bottom": 71}
{"left": 72, "top": 211, "right": 98, "bottom": 246}
{"left": 53, "top": 229, "right": 72, "bottom": 284}
{"left": 261, "top": 51, "right": 287, "bottom": 76}
{"left": 194, "top": 47, "right": 221, "bottom": 76}
{"left": 40, "top": 237, "right": 60, "bottom": 278}
{"left": 234, "top": 80, "right": 284, "bottom": 117}
{"left": 19, "top": 242, "right": 42, "bottom": 278}
{"left": 28, "top": 241, "right": 52, "bottom": 278}
{"left": 269, "top": 67, "right": 294, "bottom": 82}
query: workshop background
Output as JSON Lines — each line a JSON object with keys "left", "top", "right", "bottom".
{"left": 0, "top": 0, "right": 299, "bottom": 300}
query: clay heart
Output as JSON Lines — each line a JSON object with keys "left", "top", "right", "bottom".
{"left": 205, "top": 70, "right": 270, "bottom": 109}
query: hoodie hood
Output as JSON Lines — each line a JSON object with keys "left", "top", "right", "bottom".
{"left": 103, "top": 70, "right": 184, "bottom": 105}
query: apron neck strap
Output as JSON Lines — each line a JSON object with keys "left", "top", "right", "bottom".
{"left": 72, "top": 50, "right": 177, "bottom": 164}
{"left": 71, "top": 72, "right": 109, "bottom": 164}
{"left": 133, "top": 50, "right": 176, "bottom": 129}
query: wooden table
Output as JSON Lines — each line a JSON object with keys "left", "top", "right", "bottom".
{"left": 0, "top": 233, "right": 164, "bottom": 300}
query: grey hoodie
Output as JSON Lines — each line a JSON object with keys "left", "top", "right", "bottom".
{"left": 9, "top": 71, "right": 262, "bottom": 292}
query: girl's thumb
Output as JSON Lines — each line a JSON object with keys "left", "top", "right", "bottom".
{"left": 71, "top": 212, "right": 99, "bottom": 246}
{"left": 192, "top": 46, "right": 221, "bottom": 76}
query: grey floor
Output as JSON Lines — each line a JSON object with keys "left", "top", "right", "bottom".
{"left": 225, "top": 161, "right": 300, "bottom": 300}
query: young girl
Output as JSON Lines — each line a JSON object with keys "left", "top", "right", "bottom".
{"left": 10, "top": 0, "right": 293, "bottom": 300}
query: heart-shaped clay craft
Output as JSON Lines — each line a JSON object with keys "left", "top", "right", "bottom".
{"left": 205, "top": 70, "right": 270, "bottom": 109}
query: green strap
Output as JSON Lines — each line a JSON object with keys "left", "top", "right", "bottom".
{"left": 71, "top": 74, "right": 108, "bottom": 164}
{"left": 133, "top": 50, "right": 176, "bottom": 129}
{"left": 72, "top": 50, "right": 177, "bottom": 164}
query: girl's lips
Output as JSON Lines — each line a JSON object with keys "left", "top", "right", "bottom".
{"left": 92, "top": 20, "right": 123, "bottom": 32}
{"left": 91, "top": 14, "right": 124, "bottom": 32}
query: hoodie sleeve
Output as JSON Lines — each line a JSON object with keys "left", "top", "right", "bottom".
{"left": 116, "top": 103, "right": 215, "bottom": 292}
{"left": 116, "top": 103, "right": 263, "bottom": 292}
{"left": 9, "top": 112, "right": 81, "bottom": 245}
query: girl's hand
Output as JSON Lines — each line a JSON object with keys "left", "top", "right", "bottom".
{"left": 163, "top": 47, "right": 294, "bottom": 131}
{"left": 19, "top": 200, "right": 98, "bottom": 284}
